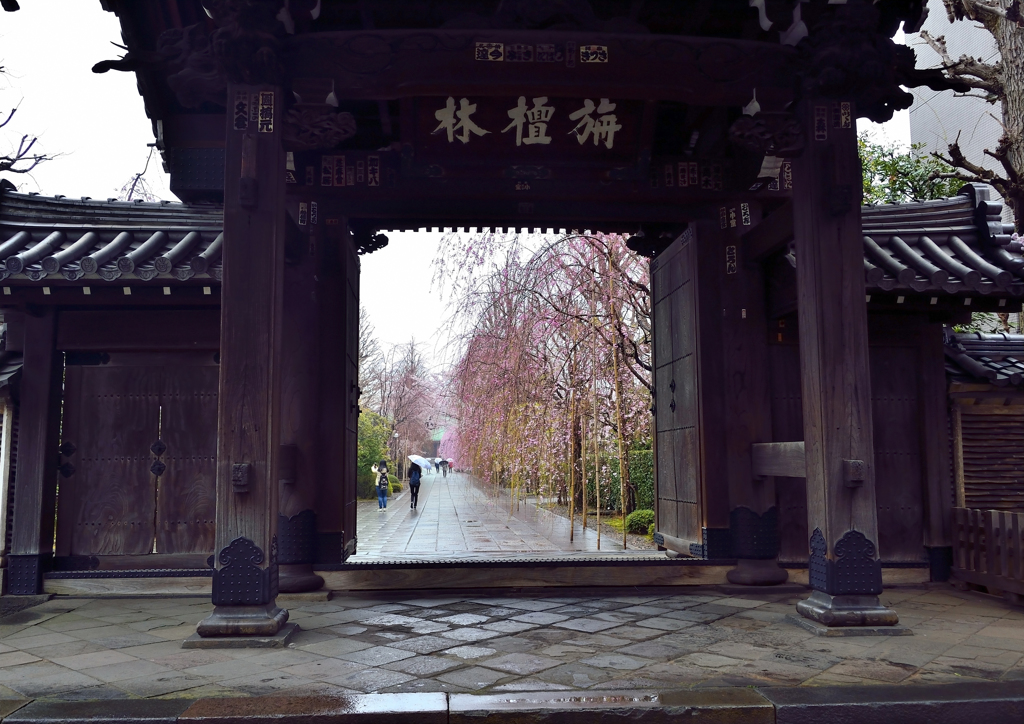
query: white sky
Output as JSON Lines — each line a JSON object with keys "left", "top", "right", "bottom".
{"left": 1, "top": 3, "right": 912, "bottom": 362}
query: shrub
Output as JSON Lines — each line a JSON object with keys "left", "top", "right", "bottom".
{"left": 625, "top": 508, "right": 655, "bottom": 534}
{"left": 647, "top": 523, "right": 655, "bottom": 536}
{"left": 390, "top": 476, "right": 402, "bottom": 493}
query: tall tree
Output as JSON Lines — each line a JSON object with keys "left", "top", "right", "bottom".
{"left": 918, "top": 0, "right": 1024, "bottom": 228}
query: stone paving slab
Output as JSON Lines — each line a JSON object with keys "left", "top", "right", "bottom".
{"left": 1, "top": 685, "right": 1023, "bottom": 723}
{"left": 1, "top": 584, "right": 1023, "bottom": 704}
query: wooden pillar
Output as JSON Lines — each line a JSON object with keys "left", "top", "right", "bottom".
{"left": 7, "top": 309, "right": 61, "bottom": 595}
{"left": 277, "top": 225, "right": 325, "bottom": 593}
{"left": 702, "top": 212, "right": 788, "bottom": 585}
{"left": 792, "top": 100, "right": 897, "bottom": 627}
{"left": 198, "top": 85, "right": 288, "bottom": 637}
{"left": 315, "top": 217, "right": 359, "bottom": 564}
{"left": 692, "top": 222, "right": 731, "bottom": 558}
{"left": 920, "top": 323, "right": 954, "bottom": 581}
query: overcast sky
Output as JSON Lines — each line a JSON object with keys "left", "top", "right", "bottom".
{"left": 0, "top": 2, "right": 911, "bottom": 363}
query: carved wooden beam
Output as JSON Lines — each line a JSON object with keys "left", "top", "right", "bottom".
{"left": 751, "top": 441, "right": 806, "bottom": 479}
{"left": 283, "top": 31, "right": 797, "bottom": 106}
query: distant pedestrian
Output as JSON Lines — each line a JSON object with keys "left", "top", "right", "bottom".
{"left": 434, "top": 460, "right": 440, "bottom": 473}
{"left": 372, "top": 460, "right": 389, "bottom": 511}
{"left": 440, "top": 459, "right": 448, "bottom": 478}
{"left": 409, "top": 463, "right": 422, "bottom": 509}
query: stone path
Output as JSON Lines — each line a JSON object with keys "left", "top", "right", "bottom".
{"left": 354, "top": 472, "right": 642, "bottom": 560}
{"left": 0, "top": 586, "right": 1022, "bottom": 700}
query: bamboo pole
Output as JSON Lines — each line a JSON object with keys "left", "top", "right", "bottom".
{"left": 593, "top": 279, "right": 601, "bottom": 550}
{"left": 569, "top": 389, "right": 576, "bottom": 542}
{"left": 609, "top": 251, "right": 629, "bottom": 549}
{"left": 581, "top": 415, "right": 588, "bottom": 534}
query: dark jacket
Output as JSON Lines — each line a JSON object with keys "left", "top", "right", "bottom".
{"left": 409, "top": 464, "right": 422, "bottom": 485}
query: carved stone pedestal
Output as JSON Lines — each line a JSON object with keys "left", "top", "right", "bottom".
{"left": 727, "top": 558, "right": 789, "bottom": 586}
{"left": 796, "top": 590, "right": 898, "bottom": 627}
{"left": 196, "top": 602, "right": 289, "bottom": 637}
{"left": 793, "top": 591, "right": 906, "bottom": 636}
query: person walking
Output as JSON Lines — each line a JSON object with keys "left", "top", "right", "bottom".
{"left": 409, "top": 462, "right": 422, "bottom": 510}
{"left": 372, "top": 460, "right": 389, "bottom": 511}
{"left": 440, "top": 459, "right": 448, "bottom": 478}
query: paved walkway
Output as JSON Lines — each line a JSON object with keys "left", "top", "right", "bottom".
{"left": 354, "top": 472, "right": 640, "bottom": 560}
{"left": 0, "top": 586, "right": 1021, "bottom": 701}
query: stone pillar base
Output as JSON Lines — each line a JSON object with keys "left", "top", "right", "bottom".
{"left": 278, "top": 563, "right": 325, "bottom": 593}
{"left": 726, "top": 558, "right": 789, "bottom": 586}
{"left": 796, "top": 590, "right": 898, "bottom": 627}
{"left": 196, "top": 602, "right": 289, "bottom": 637}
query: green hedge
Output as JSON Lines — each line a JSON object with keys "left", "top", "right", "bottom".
{"left": 625, "top": 508, "right": 655, "bottom": 534}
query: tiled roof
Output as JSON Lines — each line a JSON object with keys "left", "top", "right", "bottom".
{"left": 944, "top": 329, "right": 1024, "bottom": 387}
{"left": 0, "top": 192, "right": 222, "bottom": 284}
{"left": 860, "top": 184, "right": 1022, "bottom": 296}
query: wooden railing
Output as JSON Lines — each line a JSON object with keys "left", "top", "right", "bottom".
{"left": 952, "top": 508, "right": 1024, "bottom": 597}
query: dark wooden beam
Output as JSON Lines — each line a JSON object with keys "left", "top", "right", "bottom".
{"left": 286, "top": 31, "right": 796, "bottom": 106}
{"left": 7, "top": 309, "right": 61, "bottom": 594}
{"left": 751, "top": 442, "right": 806, "bottom": 479}
{"left": 57, "top": 309, "right": 220, "bottom": 351}
{"left": 742, "top": 200, "right": 793, "bottom": 264}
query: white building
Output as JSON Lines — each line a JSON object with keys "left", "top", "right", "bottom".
{"left": 908, "top": 0, "right": 1011, "bottom": 221}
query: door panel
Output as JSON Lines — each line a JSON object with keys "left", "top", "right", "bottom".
{"left": 157, "top": 364, "right": 219, "bottom": 554}
{"left": 57, "top": 354, "right": 218, "bottom": 559}
{"left": 64, "top": 365, "right": 158, "bottom": 556}
{"left": 652, "top": 229, "right": 702, "bottom": 547}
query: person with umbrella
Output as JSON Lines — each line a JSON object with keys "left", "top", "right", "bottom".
{"left": 371, "top": 460, "right": 389, "bottom": 511}
{"left": 408, "top": 461, "right": 422, "bottom": 509}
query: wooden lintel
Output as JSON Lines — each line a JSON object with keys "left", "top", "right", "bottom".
{"left": 286, "top": 31, "right": 796, "bottom": 106}
{"left": 742, "top": 200, "right": 793, "bottom": 264}
{"left": 751, "top": 441, "right": 806, "bottom": 479}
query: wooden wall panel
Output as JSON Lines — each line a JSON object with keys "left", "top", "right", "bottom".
{"left": 871, "top": 345, "right": 925, "bottom": 562}
{"left": 959, "top": 409, "right": 1024, "bottom": 511}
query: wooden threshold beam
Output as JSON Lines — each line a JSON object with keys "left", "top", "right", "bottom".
{"left": 751, "top": 441, "right": 806, "bottom": 479}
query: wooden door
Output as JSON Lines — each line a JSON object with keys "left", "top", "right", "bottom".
{"left": 58, "top": 360, "right": 158, "bottom": 556}
{"left": 56, "top": 353, "right": 218, "bottom": 558}
{"left": 651, "top": 229, "right": 701, "bottom": 549}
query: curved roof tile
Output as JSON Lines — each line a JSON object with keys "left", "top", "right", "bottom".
{"left": 0, "top": 192, "right": 223, "bottom": 284}
{"left": 862, "top": 184, "right": 1021, "bottom": 296}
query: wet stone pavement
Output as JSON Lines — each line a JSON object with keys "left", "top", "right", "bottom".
{"left": 0, "top": 586, "right": 1022, "bottom": 701}
{"left": 353, "top": 471, "right": 639, "bottom": 560}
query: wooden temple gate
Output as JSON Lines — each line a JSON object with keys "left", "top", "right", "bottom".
{"left": 5, "top": 0, "right": 1021, "bottom": 638}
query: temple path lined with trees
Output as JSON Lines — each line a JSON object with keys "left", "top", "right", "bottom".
{"left": 353, "top": 471, "right": 653, "bottom": 561}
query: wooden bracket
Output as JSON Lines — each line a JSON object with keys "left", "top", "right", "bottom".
{"left": 843, "top": 459, "right": 865, "bottom": 487}
{"left": 231, "top": 462, "right": 251, "bottom": 494}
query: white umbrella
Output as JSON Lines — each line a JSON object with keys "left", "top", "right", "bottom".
{"left": 408, "top": 455, "right": 431, "bottom": 470}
